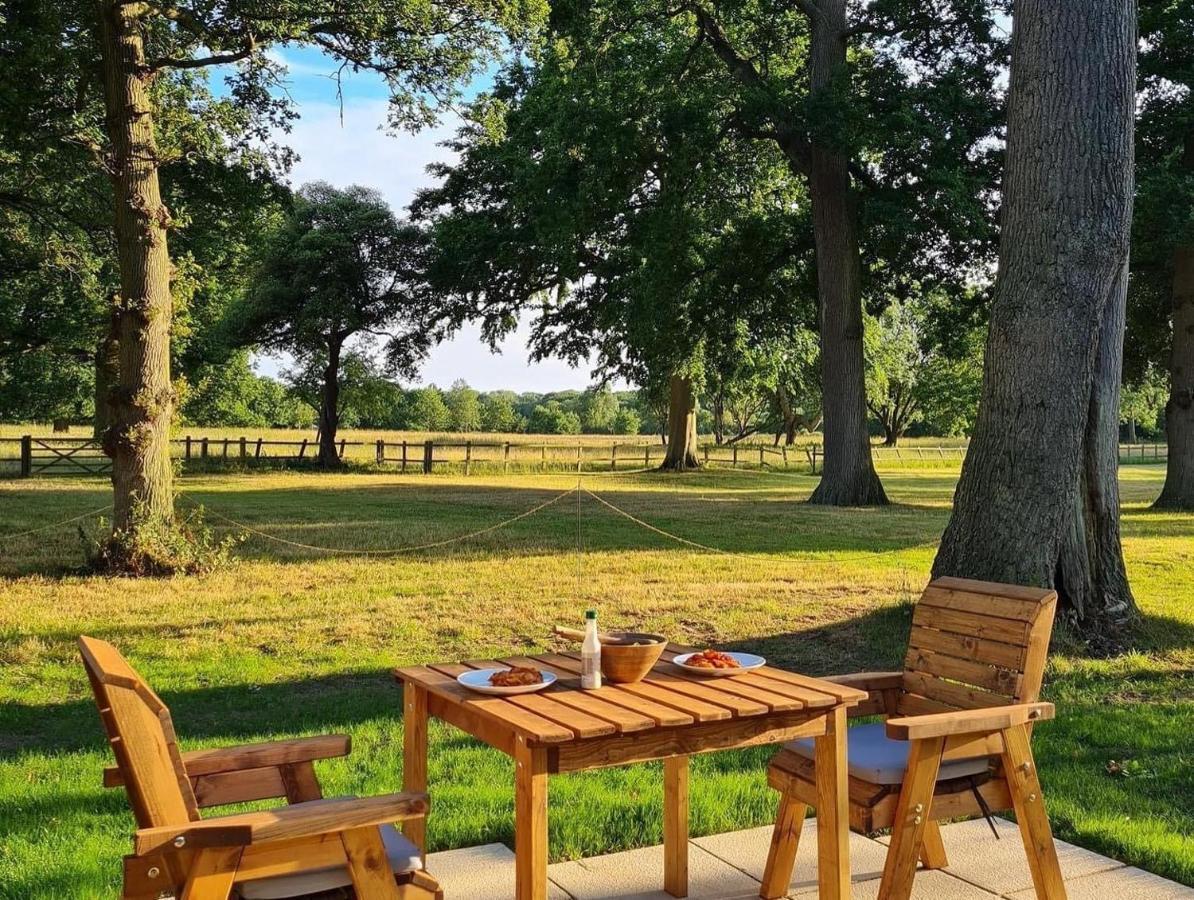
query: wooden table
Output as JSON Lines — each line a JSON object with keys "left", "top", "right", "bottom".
{"left": 394, "top": 646, "right": 865, "bottom": 900}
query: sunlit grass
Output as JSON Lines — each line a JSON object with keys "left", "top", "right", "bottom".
{"left": 0, "top": 464, "right": 1190, "bottom": 897}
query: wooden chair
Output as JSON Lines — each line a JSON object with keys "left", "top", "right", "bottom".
{"left": 760, "top": 577, "right": 1066, "bottom": 900}
{"left": 79, "top": 636, "right": 443, "bottom": 900}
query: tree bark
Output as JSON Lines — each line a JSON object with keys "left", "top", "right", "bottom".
{"left": 318, "top": 339, "right": 343, "bottom": 468}
{"left": 805, "top": 0, "right": 886, "bottom": 507}
{"left": 1125, "top": 418, "right": 1137, "bottom": 444}
{"left": 1156, "top": 244, "right": 1194, "bottom": 509}
{"left": 93, "top": 298, "right": 120, "bottom": 440}
{"left": 96, "top": 1, "right": 176, "bottom": 532}
{"left": 661, "top": 373, "right": 700, "bottom": 470}
{"left": 932, "top": 0, "right": 1137, "bottom": 637}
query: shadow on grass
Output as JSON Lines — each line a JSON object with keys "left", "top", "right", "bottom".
{"left": 1, "top": 670, "right": 407, "bottom": 760}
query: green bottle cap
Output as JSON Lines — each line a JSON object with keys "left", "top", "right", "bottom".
{"left": 585, "top": 610, "right": 597, "bottom": 619}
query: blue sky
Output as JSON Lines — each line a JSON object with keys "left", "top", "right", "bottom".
{"left": 249, "top": 47, "right": 604, "bottom": 392}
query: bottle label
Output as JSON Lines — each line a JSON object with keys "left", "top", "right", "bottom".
{"left": 582, "top": 652, "right": 602, "bottom": 689}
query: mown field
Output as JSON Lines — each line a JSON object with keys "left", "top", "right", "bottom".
{"left": 0, "top": 464, "right": 1190, "bottom": 898}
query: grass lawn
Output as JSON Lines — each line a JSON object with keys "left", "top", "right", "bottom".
{"left": 0, "top": 464, "right": 1190, "bottom": 898}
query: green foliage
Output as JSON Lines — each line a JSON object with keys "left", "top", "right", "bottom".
{"left": 528, "top": 401, "right": 582, "bottom": 435}
{"left": 612, "top": 406, "right": 642, "bottom": 436}
{"left": 480, "top": 391, "right": 523, "bottom": 432}
{"left": 180, "top": 353, "right": 310, "bottom": 428}
{"left": 403, "top": 387, "right": 452, "bottom": 431}
{"left": 1121, "top": 367, "right": 1169, "bottom": 437}
{"left": 85, "top": 506, "right": 240, "bottom": 577}
{"left": 445, "top": 380, "right": 483, "bottom": 432}
{"left": 579, "top": 389, "right": 619, "bottom": 434}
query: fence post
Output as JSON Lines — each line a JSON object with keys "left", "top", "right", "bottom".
{"left": 781, "top": 444, "right": 788, "bottom": 467}
{"left": 503, "top": 442, "right": 510, "bottom": 473}
{"left": 423, "top": 440, "right": 434, "bottom": 473}
{"left": 541, "top": 444, "right": 547, "bottom": 471}
{"left": 255, "top": 438, "right": 263, "bottom": 458}
{"left": 577, "top": 443, "right": 582, "bottom": 473}
{"left": 239, "top": 436, "right": 247, "bottom": 458}
{"left": 732, "top": 445, "right": 738, "bottom": 468}
{"left": 338, "top": 439, "right": 346, "bottom": 460}
{"left": 759, "top": 446, "right": 765, "bottom": 467}
{"left": 222, "top": 438, "right": 229, "bottom": 458}
{"left": 645, "top": 444, "right": 650, "bottom": 467}
{"left": 401, "top": 440, "right": 408, "bottom": 473}
{"left": 20, "top": 435, "right": 31, "bottom": 477}
{"left": 465, "top": 440, "right": 472, "bottom": 476}
{"left": 185, "top": 435, "right": 192, "bottom": 460}
{"left": 611, "top": 443, "right": 617, "bottom": 471}
{"left": 201, "top": 437, "right": 209, "bottom": 458}
{"left": 298, "top": 438, "right": 308, "bottom": 459}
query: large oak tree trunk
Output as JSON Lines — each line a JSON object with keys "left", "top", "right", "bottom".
{"left": 317, "top": 340, "right": 343, "bottom": 468}
{"left": 805, "top": 0, "right": 886, "bottom": 507}
{"left": 933, "top": 0, "right": 1137, "bottom": 638}
{"left": 1156, "top": 244, "right": 1194, "bottom": 509}
{"left": 96, "top": 1, "right": 175, "bottom": 532}
{"left": 661, "top": 374, "right": 699, "bottom": 470}
{"left": 93, "top": 298, "right": 120, "bottom": 440}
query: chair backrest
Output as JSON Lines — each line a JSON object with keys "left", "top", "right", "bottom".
{"left": 897, "top": 577, "right": 1058, "bottom": 717}
{"left": 78, "top": 636, "right": 199, "bottom": 829}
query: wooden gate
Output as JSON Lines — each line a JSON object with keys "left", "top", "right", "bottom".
{"left": 24, "top": 437, "right": 112, "bottom": 477}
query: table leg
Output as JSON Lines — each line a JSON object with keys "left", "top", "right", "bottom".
{"left": 663, "top": 755, "right": 689, "bottom": 897}
{"left": 815, "top": 706, "right": 850, "bottom": 900}
{"left": 403, "top": 684, "right": 428, "bottom": 855}
{"left": 515, "top": 736, "right": 549, "bottom": 900}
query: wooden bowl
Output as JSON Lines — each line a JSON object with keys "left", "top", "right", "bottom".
{"left": 598, "top": 632, "right": 667, "bottom": 683}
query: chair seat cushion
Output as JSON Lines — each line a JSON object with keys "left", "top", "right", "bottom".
{"left": 238, "top": 822, "right": 421, "bottom": 900}
{"left": 787, "top": 722, "right": 991, "bottom": 785}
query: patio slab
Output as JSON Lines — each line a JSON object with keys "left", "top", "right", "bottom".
{"left": 692, "top": 823, "right": 891, "bottom": 894}
{"left": 547, "top": 842, "right": 761, "bottom": 900}
{"left": 876, "top": 817, "right": 1125, "bottom": 896}
{"left": 428, "top": 818, "right": 1193, "bottom": 899}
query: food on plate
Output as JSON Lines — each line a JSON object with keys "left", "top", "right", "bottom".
{"left": 684, "top": 649, "right": 741, "bottom": 669}
{"left": 489, "top": 666, "right": 544, "bottom": 687}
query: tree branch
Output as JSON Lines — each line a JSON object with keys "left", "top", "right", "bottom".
{"left": 147, "top": 34, "right": 257, "bottom": 73}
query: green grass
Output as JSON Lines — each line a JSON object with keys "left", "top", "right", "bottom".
{"left": 0, "top": 464, "right": 1190, "bottom": 898}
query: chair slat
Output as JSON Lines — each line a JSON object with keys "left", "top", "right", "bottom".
{"left": 906, "top": 625, "right": 1029, "bottom": 671}
{"left": 918, "top": 584, "right": 1045, "bottom": 623}
{"left": 903, "top": 646, "right": 1024, "bottom": 698}
{"left": 911, "top": 604, "right": 1032, "bottom": 646}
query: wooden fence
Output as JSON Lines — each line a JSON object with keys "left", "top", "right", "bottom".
{"left": 0, "top": 434, "right": 1171, "bottom": 478}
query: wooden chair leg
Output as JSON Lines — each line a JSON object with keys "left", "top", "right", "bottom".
{"left": 180, "top": 847, "right": 242, "bottom": 900}
{"left": 760, "top": 794, "right": 807, "bottom": 899}
{"left": 342, "top": 826, "right": 403, "bottom": 900}
{"left": 877, "top": 736, "right": 944, "bottom": 900}
{"left": 919, "top": 819, "right": 948, "bottom": 870}
{"left": 1001, "top": 725, "right": 1066, "bottom": 900}
{"left": 663, "top": 755, "right": 689, "bottom": 897}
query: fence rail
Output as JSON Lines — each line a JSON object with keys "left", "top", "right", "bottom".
{"left": 0, "top": 434, "right": 1170, "bottom": 478}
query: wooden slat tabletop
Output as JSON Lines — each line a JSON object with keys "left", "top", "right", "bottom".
{"left": 395, "top": 643, "right": 865, "bottom": 749}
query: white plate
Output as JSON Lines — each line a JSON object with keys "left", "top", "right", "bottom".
{"left": 672, "top": 651, "right": 766, "bottom": 677}
{"left": 456, "top": 668, "right": 557, "bottom": 695}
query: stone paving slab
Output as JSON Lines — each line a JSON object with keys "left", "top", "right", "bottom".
{"left": 692, "top": 823, "right": 892, "bottom": 895}
{"left": 876, "top": 818, "right": 1125, "bottom": 896}
{"left": 1004, "top": 866, "right": 1194, "bottom": 900}
{"left": 547, "top": 842, "right": 760, "bottom": 900}
{"left": 428, "top": 818, "right": 1193, "bottom": 899}
{"left": 427, "top": 843, "right": 573, "bottom": 900}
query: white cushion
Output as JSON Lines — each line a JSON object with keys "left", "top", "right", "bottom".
{"left": 238, "top": 823, "right": 422, "bottom": 900}
{"left": 786, "top": 722, "right": 992, "bottom": 785}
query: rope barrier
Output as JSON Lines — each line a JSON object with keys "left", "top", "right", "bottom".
{"left": 180, "top": 487, "right": 576, "bottom": 556}
{"left": 582, "top": 487, "right": 930, "bottom": 565}
{"left": 2, "top": 504, "right": 113, "bottom": 540}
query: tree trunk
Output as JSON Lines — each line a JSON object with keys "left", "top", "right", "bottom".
{"left": 318, "top": 340, "right": 343, "bottom": 468}
{"left": 882, "top": 426, "right": 898, "bottom": 448}
{"left": 932, "top": 0, "right": 1137, "bottom": 637}
{"left": 93, "top": 298, "right": 120, "bottom": 440}
{"left": 805, "top": 0, "right": 886, "bottom": 507}
{"left": 96, "top": 1, "right": 175, "bottom": 532}
{"left": 1156, "top": 244, "right": 1194, "bottom": 509}
{"left": 1057, "top": 262, "right": 1135, "bottom": 635}
{"left": 661, "top": 374, "right": 699, "bottom": 470}
{"left": 713, "top": 389, "right": 725, "bottom": 445}
{"left": 1125, "top": 417, "right": 1137, "bottom": 444}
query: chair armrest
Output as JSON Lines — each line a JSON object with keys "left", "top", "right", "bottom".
{"left": 823, "top": 671, "right": 903, "bottom": 691}
{"left": 104, "top": 734, "right": 351, "bottom": 787}
{"left": 885, "top": 702, "right": 1054, "bottom": 741}
{"left": 134, "top": 791, "right": 429, "bottom": 856}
